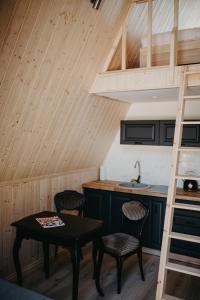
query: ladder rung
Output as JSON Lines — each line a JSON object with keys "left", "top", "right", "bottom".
{"left": 172, "top": 203, "right": 200, "bottom": 212}
{"left": 163, "top": 295, "right": 183, "bottom": 300}
{"left": 175, "top": 175, "right": 200, "bottom": 180}
{"left": 184, "top": 95, "right": 200, "bottom": 100}
{"left": 181, "top": 121, "right": 200, "bottom": 125}
{"left": 169, "top": 232, "right": 200, "bottom": 244}
{"left": 165, "top": 262, "right": 200, "bottom": 277}
{"left": 178, "top": 147, "right": 200, "bottom": 152}
{"left": 185, "top": 71, "right": 200, "bottom": 75}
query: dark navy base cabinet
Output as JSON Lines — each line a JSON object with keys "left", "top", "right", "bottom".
{"left": 83, "top": 189, "right": 166, "bottom": 250}
{"left": 83, "top": 188, "right": 200, "bottom": 258}
{"left": 84, "top": 188, "right": 111, "bottom": 234}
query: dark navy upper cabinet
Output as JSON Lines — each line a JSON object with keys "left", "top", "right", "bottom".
{"left": 160, "top": 120, "right": 200, "bottom": 146}
{"left": 121, "top": 120, "right": 200, "bottom": 146}
{"left": 120, "top": 120, "right": 159, "bottom": 145}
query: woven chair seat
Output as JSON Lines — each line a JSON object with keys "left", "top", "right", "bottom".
{"left": 103, "top": 232, "right": 139, "bottom": 256}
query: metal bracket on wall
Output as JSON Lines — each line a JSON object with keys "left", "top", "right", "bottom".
{"left": 90, "top": 0, "right": 103, "bottom": 10}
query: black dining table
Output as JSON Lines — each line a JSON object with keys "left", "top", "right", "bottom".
{"left": 11, "top": 211, "right": 103, "bottom": 300}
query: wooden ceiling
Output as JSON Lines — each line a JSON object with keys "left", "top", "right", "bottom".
{"left": 0, "top": 0, "right": 130, "bottom": 182}
{"left": 109, "top": 0, "right": 200, "bottom": 70}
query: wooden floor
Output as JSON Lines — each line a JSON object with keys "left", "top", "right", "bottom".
{"left": 19, "top": 244, "right": 199, "bottom": 300}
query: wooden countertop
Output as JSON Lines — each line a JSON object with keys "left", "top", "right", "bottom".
{"left": 82, "top": 180, "right": 200, "bottom": 202}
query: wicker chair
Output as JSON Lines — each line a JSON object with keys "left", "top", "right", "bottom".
{"left": 54, "top": 190, "right": 85, "bottom": 215}
{"left": 96, "top": 200, "right": 149, "bottom": 295}
{"left": 54, "top": 190, "right": 85, "bottom": 256}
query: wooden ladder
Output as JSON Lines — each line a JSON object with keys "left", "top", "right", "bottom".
{"left": 156, "top": 67, "right": 200, "bottom": 300}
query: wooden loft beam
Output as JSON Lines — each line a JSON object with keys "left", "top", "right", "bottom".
{"left": 121, "top": 24, "right": 127, "bottom": 70}
{"left": 102, "top": 4, "right": 132, "bottom": 72}
{"left": 131, "top": 0, "right": 153, "bottom": 3}
{"left": 147, "top": 0, "right": 152, "bottom": 68}
{"left": 131, "top": 0, "right": 148, "bottom": 3}
{"left": 170, "top": 0, "right": 179, "bottom": 68}
{"left": 102, "top": 27, "right": 122, "bottom": 72}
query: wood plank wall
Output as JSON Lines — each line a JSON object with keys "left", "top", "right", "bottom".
{"left": 0, "top": 0, "right": 130, "bottom": 182}
{"left": 0, "top": 167, "right": 99, "bottom": 278}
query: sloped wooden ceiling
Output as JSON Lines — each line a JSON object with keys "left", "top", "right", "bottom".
{"left": 109, "top": 0, "right": 200, "bottom": 70}
{"left": 0, "top": 0, "right": 130, "bottom": 182}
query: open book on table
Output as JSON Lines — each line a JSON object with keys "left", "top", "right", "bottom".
{"left": 36, "top": 216, "right": 65, "bottom": 228}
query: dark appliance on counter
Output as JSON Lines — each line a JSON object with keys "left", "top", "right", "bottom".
{"left": 183, "top": 180, "right": 198, "bottom": 192}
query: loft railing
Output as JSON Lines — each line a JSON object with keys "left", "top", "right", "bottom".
{"left": 102, "top": 0, "right": 180, "bottom": 72}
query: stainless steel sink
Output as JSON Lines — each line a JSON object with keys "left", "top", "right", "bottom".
{"left": 117, "top": 182, "right": 150, "bottom": 190}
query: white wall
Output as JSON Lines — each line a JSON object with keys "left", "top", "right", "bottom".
{"left": 102, "top": 100, "right": 200, "bottom": 187}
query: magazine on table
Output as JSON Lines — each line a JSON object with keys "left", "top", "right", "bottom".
{"left": 36, "top": 216, "right": 65, "bottom": 228}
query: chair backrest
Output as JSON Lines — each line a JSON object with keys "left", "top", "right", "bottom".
{"left": 54, "top": 190, "right": 85, "bottom": 215}
{"left": 122, "top": 201, "right": 149, "bottom": 241}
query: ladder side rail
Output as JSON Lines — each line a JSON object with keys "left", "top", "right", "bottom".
{"left": 156, "top": 67, "right": 187, "bottom": 300}
{"left": 147, "top": 0, "right": 152, "bottom": 68}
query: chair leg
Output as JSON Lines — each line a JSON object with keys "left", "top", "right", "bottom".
{"left": 116, "top": 257, "right": 123, "bottom": 294}
{"left": 137, "top": 247, "right": 145, "bottom": 281}
{"left": 55, "top": 245, "right": 58, "bottom": 258}
{"left": 95, "top": 249, "right": 104, "bottom": 297}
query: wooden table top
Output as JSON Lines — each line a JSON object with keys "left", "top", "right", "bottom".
{"left": 12, "top": 211, "right": 103, "bottom": 243}
{"left": 82, "top": 180, "right": 200, "bottom": 202}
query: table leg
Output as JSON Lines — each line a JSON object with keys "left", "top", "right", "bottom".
{"left": 13, "top": 231, "right": 23, "bottom": 286}
{"left": 71, "top": 243, "right": 81, "bottom": 300}
{"left": 92, "top": 240, "right": 97, "bottom": 279}
{"left": 42, "top": 242, "right": 49, "bottom": 278}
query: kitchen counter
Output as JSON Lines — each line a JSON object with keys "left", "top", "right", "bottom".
{"left": 82, "top": 180, "right": 200, "bottom": 202}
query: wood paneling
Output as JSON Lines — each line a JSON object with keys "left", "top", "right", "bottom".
{"left": 0, "top": 167, "right": 99, "bottom": 278}
{"left": 0, "top": 0, "right": 130, "bottom": 181}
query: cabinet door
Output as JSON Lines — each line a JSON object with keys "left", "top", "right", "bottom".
{"left": 131, "top": 195, "right": 151, "bottom": 248}
{"left": 149, "top": 198, "right": 166, "bottom": 249}
{"left": 160, "top": 120, "right": 200, "bottom": 146}
{"left": 120, "top": 120, "right": 159, "bottom": 145}
{"left": 133, "top": 196, "right": 166, "bottom": 250}
{"left": 110, "top": 192, "right": 132, "bottom": 234}
{"left": 110, "top": 193, "right": 165, "bottom": 250}
{"left": 171, "top": 208, "right": 200, "bottom": 258}
{"left": 84, "top": 188, "right": 111, "bottom": 234}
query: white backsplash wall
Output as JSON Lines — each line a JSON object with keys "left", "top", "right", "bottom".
{"left": 102, "top": 100, "right": 200, "bottom": 187}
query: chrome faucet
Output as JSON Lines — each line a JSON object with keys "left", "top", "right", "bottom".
{"left": 134, "top": 160, "right": 141, "bottom": 183}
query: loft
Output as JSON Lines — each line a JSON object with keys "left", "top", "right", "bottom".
{"left": 90, "top": 0, "right": 200, "bottom": 102}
